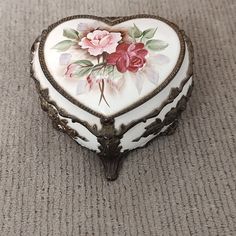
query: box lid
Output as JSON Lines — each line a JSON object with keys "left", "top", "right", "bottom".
{"left": 37, "top": 15, "right": 185, "bottom": 117}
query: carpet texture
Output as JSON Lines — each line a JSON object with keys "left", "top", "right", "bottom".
{"left": 0, "top": 0, "right": 236, "bottom": 235}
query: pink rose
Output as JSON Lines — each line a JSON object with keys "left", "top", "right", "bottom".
{"left": 79, "top": 30, "right": 122, "bottom": 56}
{"left": 106, "top": 43, "right": 148, "bottom": 73}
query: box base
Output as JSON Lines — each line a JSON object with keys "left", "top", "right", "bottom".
{"left": 34, "top": 75, "right": 193, "bottom": 180}
{"left": 99, "top": 119, "right": 179, "bottom": 181}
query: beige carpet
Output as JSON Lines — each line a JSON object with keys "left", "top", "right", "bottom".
{"left": 0, "top": 0, "right": 236, "bottom": 235}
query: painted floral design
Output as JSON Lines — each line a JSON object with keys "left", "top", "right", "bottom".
{"left": 53, "top": 22, "right": 169, "bottom": 106}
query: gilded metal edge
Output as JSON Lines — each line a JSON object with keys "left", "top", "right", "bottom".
{"left": 40, "top": 94, "right": 88, "bottom": 142}
{"left": 37, "top": 14, "right": 186, "bottom": 119}
{"left": 132, "top": 82, "right": 194, "bottom": 142}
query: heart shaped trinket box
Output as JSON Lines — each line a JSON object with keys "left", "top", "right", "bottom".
{"left": 30, "top": 15, "right": 193, "bottom": 180}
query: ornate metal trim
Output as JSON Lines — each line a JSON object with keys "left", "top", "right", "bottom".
{"left": 132, "top": 82, "right": 194, "bottom": 142}
{"left": 40, "top": 94, "right": 88, "bottom": 142}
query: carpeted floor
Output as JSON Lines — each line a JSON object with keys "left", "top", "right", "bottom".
{"left": 0, "top": 0, "right": 236, "bottom": 235}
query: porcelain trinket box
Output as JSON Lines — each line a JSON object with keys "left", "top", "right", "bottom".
{"left": 30, "top": 15, "right": 193, "bottom": 180}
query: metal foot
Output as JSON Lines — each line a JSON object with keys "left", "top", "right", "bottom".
{"left": 100, "top": 155, "right": 125, "bottom": 181}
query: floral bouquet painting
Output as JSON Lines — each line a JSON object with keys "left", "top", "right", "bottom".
{"left": 52, "top": 22, "right": 169, "bottom": 107}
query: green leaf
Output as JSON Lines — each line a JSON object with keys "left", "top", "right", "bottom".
{"left": 63, "top": 28, "right": 79, "bottom": 39}
{"left": 52, "top": 40, "right": 77, "bottom": 51}
{"left": 133, "top": 24, "right": 142, "bottom": 37}
{"left": 128, "top": 23, "right": 142, "bottom": 38}
{"left": 106, "top": 65, "right": 114, "bottom": 74}
{"left": 73, "top": 60, "right": 93, "bottom": 67}
{"left": 128, "top": 28, "right": 134, "bottom": 39}
{"left": 142, "top": 28, "right": 157, "bottom": 39}
{"left": 91, "top": 62, "right": 105, "bottom": 71}
{"left": 74, "top": 67, "right": 92, "bottom": 77}
{"left": 146, "top": 39, "right": 168, "bottom": 51}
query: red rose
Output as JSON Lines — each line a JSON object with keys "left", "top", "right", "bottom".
{"left": 106, "top": 43, "right": 148, "bottom": 73}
